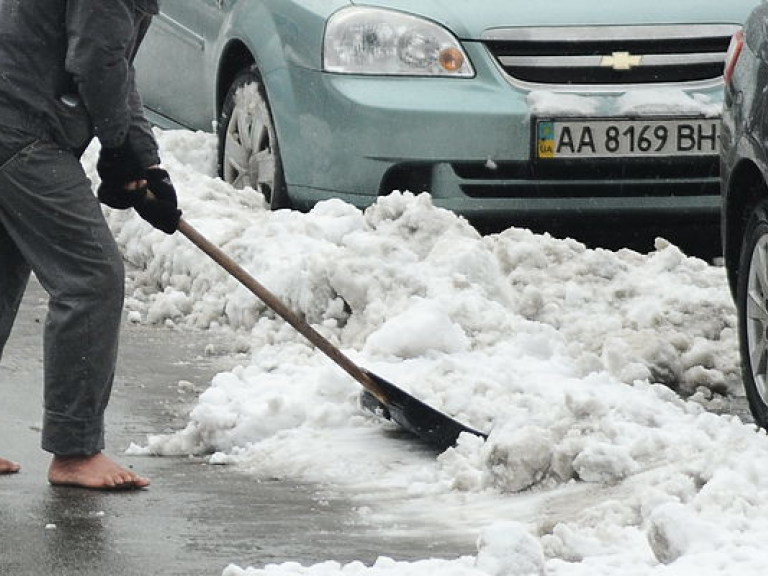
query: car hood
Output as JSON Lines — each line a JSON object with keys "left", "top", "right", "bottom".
{"left": 349, "top": 0, "right": 758, "bottom": 39}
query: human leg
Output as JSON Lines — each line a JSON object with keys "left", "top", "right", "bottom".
{"left": 0, "top": 139, "right": 148, "bottom": 488}
{"left": 0, "top": 139, "right": 124, "bottom": 455}
{"left": 0, "top": 134, "right": 34, "bottom": 476}
{"left": 0, "top": 223, "right": 27, "bottom": 476}
{"left": 0, "top": 141, "right": 33, "bottom": 361}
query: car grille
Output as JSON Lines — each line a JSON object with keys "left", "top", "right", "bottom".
{"left": 453, "top": 157, "right": 719, "bottom": 201}
{"left": 482, "top": 24, "right": 740, "bottom": 86}
{"left": 381, "top": 157, "right": 719, "bottom": 203}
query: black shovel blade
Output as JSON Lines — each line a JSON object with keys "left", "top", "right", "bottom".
{"left": 360, "top": 370, "right": 488, "bottom": 452}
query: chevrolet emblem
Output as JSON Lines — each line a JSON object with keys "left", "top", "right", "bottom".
{"left": 600, "top": 51, "right": 643, "bottom": 71}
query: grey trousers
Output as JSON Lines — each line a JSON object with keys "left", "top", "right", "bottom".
{"left": 0, "top": 126, "right": 125, "bottom": 456}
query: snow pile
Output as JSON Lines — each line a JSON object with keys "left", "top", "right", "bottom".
{"left": 82, "top": 129, "right": 768, "bottom": 575}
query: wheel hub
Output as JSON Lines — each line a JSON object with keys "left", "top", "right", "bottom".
{"left": 223, "top": 83, "right": 277, "bottom": 203}
{"left": 746, "top": 234, "right": 768, "bottom": 403}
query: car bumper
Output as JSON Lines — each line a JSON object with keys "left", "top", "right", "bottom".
{"left": 274, "top": 43, "right": 724, "bottom": 221}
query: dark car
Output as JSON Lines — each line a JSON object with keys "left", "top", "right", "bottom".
{"left": 721, "top": 1, "right": 768, "bottom": 428}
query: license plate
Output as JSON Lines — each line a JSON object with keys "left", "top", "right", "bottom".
{"left": 535, "top": 117, "right": 720, "bottom": 159}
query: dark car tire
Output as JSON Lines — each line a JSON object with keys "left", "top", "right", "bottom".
{"left": 217, "top": 67, "right": 290, "bottom": 210}
{"left": 737, "top": 199, "right": 768, "bottom": 428}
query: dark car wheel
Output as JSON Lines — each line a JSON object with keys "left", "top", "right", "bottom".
{"left": 737, "top": 199, "right": 768, "bottom": 427}
{"left": 218, "top": 67, "right": 290, "bottom": 209}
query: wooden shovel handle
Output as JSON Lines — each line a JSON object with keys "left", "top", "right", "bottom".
{"left": 177, "top": 219, "right": 388, "bottom": 404}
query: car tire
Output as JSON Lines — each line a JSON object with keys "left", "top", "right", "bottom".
{"left": 737, "top": 199, "right": 768, "bottom": 427}
{"left": 218, "top": 67, "right": 290, "bottom": 210}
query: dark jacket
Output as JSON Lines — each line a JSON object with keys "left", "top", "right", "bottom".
{"left": 0, "top": 0, "right": 160, "bottom": 167}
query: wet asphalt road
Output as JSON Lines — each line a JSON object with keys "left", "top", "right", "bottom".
{"left": 0, "top": 279, "right": 474, "bottom": 576}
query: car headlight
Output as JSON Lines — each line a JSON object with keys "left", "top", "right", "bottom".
{"left": 323, "top": 7, "right": 474, "bottom": 77}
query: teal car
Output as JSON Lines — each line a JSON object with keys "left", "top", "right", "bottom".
{"left": 135, "top": 1, "right": 758, "bottom": 224}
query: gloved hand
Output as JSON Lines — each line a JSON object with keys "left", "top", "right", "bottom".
{"left": 97, "top": 182, "right": 144, "bottom": 209}
{"left": 96, "top": 136, "right": 144, "bottom": 187}
{"left": 97, "top": 168, "right": 181, "bottom": 234}
{"left": 135, "top": 168, "right": 182, "bottom": 234}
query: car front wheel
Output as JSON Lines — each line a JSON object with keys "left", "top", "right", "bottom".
{"left": 738, "top": 199, "right": 768, "bottom": 427}
{"left": 218, "top": 68, "right": 289, "bottom": 209}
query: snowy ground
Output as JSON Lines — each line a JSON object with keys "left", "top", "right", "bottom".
{"left": 82, "top": 128, "right": 768, "bottom": 576}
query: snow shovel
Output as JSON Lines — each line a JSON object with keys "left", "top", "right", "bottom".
{"left": 176, "top": 218, "right": 488, "bottom": 451}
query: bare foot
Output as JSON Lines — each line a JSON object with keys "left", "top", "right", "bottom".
{"left": 48, "top": 452, "right": 150, "bottom": 490}
{"left": 0, "top": 457, "right": 20, "bottom": 474}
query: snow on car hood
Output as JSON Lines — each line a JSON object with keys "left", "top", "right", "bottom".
{"left": 350, "top": 0, "right": 758, "bottom": 40}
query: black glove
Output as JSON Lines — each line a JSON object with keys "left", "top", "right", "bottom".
{"left": 96, "top": 136, "right": 144, "bottom": 187}
{"left": 135, "top": 168, "right": 182, "bottom": 234}
{"left": 97, "top": 168, "right": 181, "bottom": 234}
{"left": 97, "top": 182, "right": 144, "bottom": 209}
